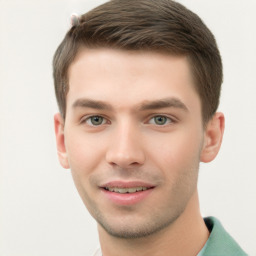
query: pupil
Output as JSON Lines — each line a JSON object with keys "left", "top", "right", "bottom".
{"left": 92, "top": 116, "right": 102, "bottom": 125}
{"left": 155, "top": 116, "right": 166, "bottom": 125}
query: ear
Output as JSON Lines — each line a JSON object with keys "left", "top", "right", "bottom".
{"left": 200, "top": 112, "right": 225, "bottom": 163}
{"left": 54, "top": 113, "right": 70, "bottom": 169}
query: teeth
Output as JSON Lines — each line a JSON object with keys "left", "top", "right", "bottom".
{"left": 105, "top": 187, "right": 148, "bottom": 193}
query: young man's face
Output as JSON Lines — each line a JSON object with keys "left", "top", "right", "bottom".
{"left": 55, "top": 48, "right": 221, "bottom": 238}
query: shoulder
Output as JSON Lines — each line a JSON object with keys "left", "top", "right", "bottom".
{"left": 200, "top": 216, "right": 248, "bottom": 256}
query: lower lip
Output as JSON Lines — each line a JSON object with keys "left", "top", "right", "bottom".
{"left": 101, "top": 188, "right": 154, "bottom": 206}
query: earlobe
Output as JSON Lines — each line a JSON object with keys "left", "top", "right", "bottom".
{"left": 200, "top": 112, "right": 225, "bottom": 163}
{"left": 54, "top": 113, "right": 70, "bottom": 169}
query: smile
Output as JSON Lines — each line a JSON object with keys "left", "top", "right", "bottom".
{"left": 104, "top": 187, "right": 149, "bottom": 193}
{"left": 100, "top": 181, "right": 155, "bottom": 205}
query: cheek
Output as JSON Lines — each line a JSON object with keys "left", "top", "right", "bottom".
{"left": 148, "top": 128, "right": 203, "bottom": 173}
{"left": 64, "top": 130, "right": 107, "bottom": 174}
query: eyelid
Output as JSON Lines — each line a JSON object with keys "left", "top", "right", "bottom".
{"left": 146, "top": 114, "right": 177, "bottom": 125}
{"left": 79, "top": 113, "right": 177, "bottom": 126}
{"left": 80, "top": 114, "right": 110, "bottom": 126}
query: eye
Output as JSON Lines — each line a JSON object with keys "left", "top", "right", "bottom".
{"left": 84, "top": 115, "right": 107, "bottom": 126}
{"left": 148, "top": 115, "right": 172, "bottom": 125}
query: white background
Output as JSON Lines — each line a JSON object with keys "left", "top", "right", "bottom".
{"left": 0, "top": 0, "right": 255, "bottom": 255}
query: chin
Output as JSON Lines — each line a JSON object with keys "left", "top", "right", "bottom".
{"left": 96, "top": 210, "right": 182, "bottom": 239}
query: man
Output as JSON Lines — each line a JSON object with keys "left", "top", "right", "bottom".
{"left": 53, "top": 0, "right": 247, "bottom": 255}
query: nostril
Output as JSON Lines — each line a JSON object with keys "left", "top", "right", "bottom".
{"left": 105, "top": 134, "right": 146, "bottom": 167}
{"left": 106, "top": 151, "right": 145, "bottom": 168}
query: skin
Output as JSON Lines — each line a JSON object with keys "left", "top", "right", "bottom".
{"left": 54, "top": 48, "right": 225, "bottom": 256}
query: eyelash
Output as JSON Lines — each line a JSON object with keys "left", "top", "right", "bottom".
{"left": 147, "top": 115, "right": 174, "bottom": 126}
{"left": 80, "top": 114, "right": 176, "bottom": 127}
{"left": 80, "top": 115, "right": 109, "bottom": 126}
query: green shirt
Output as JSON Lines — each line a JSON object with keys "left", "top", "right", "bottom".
{"left": 93, "top": 217, "right": 248, "bottom": 256}
{"left": 198, "top": 217, "right": 247, "bottom": 256}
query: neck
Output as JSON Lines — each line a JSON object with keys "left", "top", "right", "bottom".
{"left": 98, "top": 190, "right": 209, "bottom": 256}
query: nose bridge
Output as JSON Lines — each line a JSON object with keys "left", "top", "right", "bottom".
{"left": 106, "top": 119, "right": 145, "bottom": 167}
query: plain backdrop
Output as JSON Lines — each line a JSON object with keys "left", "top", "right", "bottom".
{"left": 0, "top": 0, "right": 255, "bottom": 255}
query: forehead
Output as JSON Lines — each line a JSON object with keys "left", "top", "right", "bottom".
{"left": 67, "top": 48, "right": 200, "bottom": 112}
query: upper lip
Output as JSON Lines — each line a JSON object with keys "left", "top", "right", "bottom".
{"left": 100, "top": 180, "right": 155, "bottom": 189}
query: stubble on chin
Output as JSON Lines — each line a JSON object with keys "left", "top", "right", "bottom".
{"left": 92, "top": 167, "right": 199, "bottom": 239}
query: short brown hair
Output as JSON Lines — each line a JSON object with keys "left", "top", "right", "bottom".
{"left": 53, "top": 0, "right": 223, "bottom": 123}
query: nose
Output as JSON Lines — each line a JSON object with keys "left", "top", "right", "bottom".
{"left": 105, "top": 123, "right": 145, "bottom": 168}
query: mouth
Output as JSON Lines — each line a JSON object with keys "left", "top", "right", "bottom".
{"left": 100, "top": 181, "right": 155, "bottom": 205}
{"left": 103, "top": 186, "right": 150, "bottom": 194}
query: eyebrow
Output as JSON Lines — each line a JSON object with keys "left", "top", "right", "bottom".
{"left": 72, "top": 98, "right": 113, "bottom": 110}
{"left": 139, "top": 97, "right": 189, "bottom": 112}
{"left": 72, "top": 97, "right": 188, "bottom": 112}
